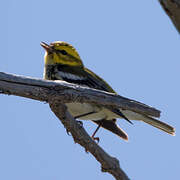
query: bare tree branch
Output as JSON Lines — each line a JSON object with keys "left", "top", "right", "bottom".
{"left": 49, "top": 102, "right": 130, "bottom": 180}
{"left": 159, "top": 0, "right": 180, "bottom": 33}
{"left": 0, "top": 72, "right": 160, "bottom": 117}
{"left": 0, "top": 71, "right": 161, "bottom": 180}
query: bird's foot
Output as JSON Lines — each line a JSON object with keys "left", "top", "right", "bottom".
{"left": 76, "top": 120, "right": 83, "bottom": 127}
{"left": 66, "top": 129, "right": 71, "bottom": 136}
{"left": 92, "top": 136, "right": 100, "bottom": 143}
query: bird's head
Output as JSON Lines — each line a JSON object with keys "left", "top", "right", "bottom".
{"left": 41, "top": 41, "right": 83, "bottom": 67}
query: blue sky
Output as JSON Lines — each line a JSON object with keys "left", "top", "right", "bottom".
{"left": 1, "top": 0, "right": 179, "bottom": 179}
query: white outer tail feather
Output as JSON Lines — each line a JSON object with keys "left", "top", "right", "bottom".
{"left": 121, "top": 110, "right": 175, "bottom": 135}
{"left": 140, "top": 115, "right": 175, "bottom": 135}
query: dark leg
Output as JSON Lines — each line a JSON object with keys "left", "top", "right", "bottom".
{"left": 74, "top": 112, "right": 102, "bottom": 142}
{"left": 91, "top": 122, "right": 102, "bottom": 142}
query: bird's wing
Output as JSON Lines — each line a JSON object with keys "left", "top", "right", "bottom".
{"left": 55, "top": 66, "right": 131, "bottom": 138}
{"left": 55, "top": 66, "right": 175, "bottom": 136}
{"left": 83, "top": 68, "right": 132, "bottom": 123}
{"left": 86, "top": 69, "right": 175, "bottom": 137}
{"left": 83, "top": 68, "right": 116, "bottom": 93}
{"left": 56, "top": 65, "right": 129, "bottom": 119}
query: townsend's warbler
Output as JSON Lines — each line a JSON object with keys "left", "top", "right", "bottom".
{"left": 41, "top": 41, "right": 175, "bottom": 140}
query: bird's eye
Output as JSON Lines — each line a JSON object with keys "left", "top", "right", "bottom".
{"left": 60, "top": 50, "right": 67, "bottom": 55}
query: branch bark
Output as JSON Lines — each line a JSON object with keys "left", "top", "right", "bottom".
{"left": 0, "top": 72, "right": 160, "bottom": 117}
{"left": 159, "top": 0, "right": 180, "bottom": 33}
{"left": 49, "top": 102, "right": 129, "bottom": 180}
{"left": 0, "top": 72, "right": 161, "bottom": 180}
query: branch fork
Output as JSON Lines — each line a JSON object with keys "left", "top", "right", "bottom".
{"left": 0, "top": 71, "right": 161, "bottom": 180}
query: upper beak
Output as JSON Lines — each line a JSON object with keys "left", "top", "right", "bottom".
{"left": 40, "top": 42, "right": 53, "bottom": 52}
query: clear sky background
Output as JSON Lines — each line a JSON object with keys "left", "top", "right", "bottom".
{"left": 1, "top": 0, "right": 179, "bottom": 180}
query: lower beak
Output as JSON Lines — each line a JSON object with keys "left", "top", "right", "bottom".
{"left": 40, "top": 42, "right": 53, "bottom": 52}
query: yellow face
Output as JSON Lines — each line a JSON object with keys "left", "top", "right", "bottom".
{"left": 41, "top": 41, "right": 84, "bottom": 67}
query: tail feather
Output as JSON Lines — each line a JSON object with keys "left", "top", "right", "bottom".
{"left": 121, "top": 110, "right": 175, "bottom": 135}
{"left": 141, "top": 115, "right": 175, "bottom": 135}
{"left": 92, "top": 119, "right": 128, "bottom": 140}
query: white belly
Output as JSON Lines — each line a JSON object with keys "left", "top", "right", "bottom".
{"left": 66, "top": 102, "right": 115, "bottom": 121}
{"left": 66, "top": 103, "right": 145, "bottom": 121}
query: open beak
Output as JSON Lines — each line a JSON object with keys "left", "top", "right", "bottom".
{"left": 40, "top": 42, "right": 53, "bottom": 52}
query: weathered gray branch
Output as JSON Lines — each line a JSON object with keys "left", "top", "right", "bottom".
{"left": 49, "top": 102, "right": 129, "bottom": 180}
{"left": 0, "top": 72, "right": 160, "bottom": 117}
{"left": 159, "top": 0, "right": 180, "bottom": 33}
{"left": 0, "top": 72, "right": 161, "bottom": 180}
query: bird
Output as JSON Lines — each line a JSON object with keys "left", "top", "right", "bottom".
{"left": 41, "top": 41, "right": 175, "bottom": 141}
